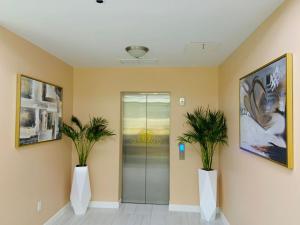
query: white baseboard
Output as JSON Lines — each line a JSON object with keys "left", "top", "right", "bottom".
{"left": 44, "top": 201, "right": 119, "bottom": 225}
{"left": 168, "top": 204, "right": 221, "bottom": 214}
{"left": 169, "top": 204, "right": 230, "bottom": 225}
{"left": 43, "top": 203, "right": 70, "bottom": 225}
{"left": 89, "top": 201, "right": 120, "bottom": 209}
{"left": 220, "top": 211, "right": 230, "bottom": 225}
{"left": 168, "top": 204, "right": 224, "bottom": 214}
{"left": 169, "top": 204, "right": 200, "bottom": 213}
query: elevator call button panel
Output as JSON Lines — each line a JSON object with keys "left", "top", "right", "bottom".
{"left": 179, "top": 143, "right": 185, "bottom": 160}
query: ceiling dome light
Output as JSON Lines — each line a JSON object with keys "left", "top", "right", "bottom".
{"left": 125, "top": 46, "right": 149, "bottom": 58}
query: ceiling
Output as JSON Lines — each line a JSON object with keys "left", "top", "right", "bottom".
{"left": 0, "top": 0, "right": 284, "bottom": 67}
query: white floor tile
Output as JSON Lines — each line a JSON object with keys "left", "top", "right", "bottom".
{"left": 49, "top": 203, "right": 225, "bottom": 225}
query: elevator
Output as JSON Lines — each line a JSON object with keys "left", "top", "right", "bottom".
{"left": 122, "top": 93, "right": 170, "bottom": 204}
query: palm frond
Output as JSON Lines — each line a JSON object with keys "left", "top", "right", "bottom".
{"left": 178, "top": 107, "right": 228, "bottom": 170}
{"left": 71, "top": 116, "right": 85, "bottom": 131}
{"left": 86, "top": 117, "right": 115, "bottom": 142}
{"left": 61, "top": 123, "right": 79, "bottom": 141}
{"left": 62, "top": 115, "right": 115, "bottom": 166}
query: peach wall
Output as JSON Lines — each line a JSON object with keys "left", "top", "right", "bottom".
{"left": 0, "top": 26, "right": 73, "bottom": 225}
{"left": 219, "top": 0, "right": 300, "bottom": 225}
{"left": 73, "top": 67, "right": 219, "bottom": 205}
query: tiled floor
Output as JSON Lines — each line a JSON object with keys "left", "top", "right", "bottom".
{"left": 51, "top": 203, "right": 225, "bottom": 225}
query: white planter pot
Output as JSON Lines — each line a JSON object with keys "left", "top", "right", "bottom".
{"left": 198, "top": 169, "right": 217, "bottom": 222}
{"left": 70, "top": 166, "right": 91, "bottom": 215}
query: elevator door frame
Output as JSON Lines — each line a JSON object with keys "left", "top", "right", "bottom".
{"left": 120, "top": 92, "right": 171, "bottom": 205}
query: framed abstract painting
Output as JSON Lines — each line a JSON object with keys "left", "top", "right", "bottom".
{"left": 239, "top": 54, "right": 293, "bottom": 168}
{"left": 16, "top": 74, "right": 63, "bottom": 147}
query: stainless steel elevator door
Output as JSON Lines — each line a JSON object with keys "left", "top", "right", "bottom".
{"left": 122, "top": 93, "right": 170, "bottom": 204}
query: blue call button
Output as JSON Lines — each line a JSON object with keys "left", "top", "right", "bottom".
{"left": 179, "top": 143, "right": 185, "bottom": 152}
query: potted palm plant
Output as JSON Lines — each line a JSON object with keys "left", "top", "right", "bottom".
{"left": 62, "top": 116, "right": 114, "bottom": 215}
{"left": 178, "top": 107, "right": 227, "bottom": 221}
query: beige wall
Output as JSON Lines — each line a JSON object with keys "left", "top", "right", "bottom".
{"left": 219, "top": 0, "right": 300, "bottom": 225}
{"left": 73, "top": 67, "right": 219, "bottom": 205}
{"left": 0, "top": 26, "right": 73, "bottom": 225}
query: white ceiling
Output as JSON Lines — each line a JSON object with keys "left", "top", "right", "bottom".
{"left": 0, "top": 0, "right": 284, "bottom": 67}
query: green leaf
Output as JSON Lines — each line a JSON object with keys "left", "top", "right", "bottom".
{"left": 61, "top": 123, "right": 79, "bottom": 141}
{"left": 178, "top": 107, "right": 228, "bottom": 170}
{"left": 62, "top": 115, "right": 115, "bottom": 166}
{"left": 71, "top": 116, "right": 84, "bottom": 131}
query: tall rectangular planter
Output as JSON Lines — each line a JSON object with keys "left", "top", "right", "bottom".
{"left": 70, "top": 166, "right": 91, "bottom": 215}
{"left": 198, "top": 169, "right": 217, "bottom": 221}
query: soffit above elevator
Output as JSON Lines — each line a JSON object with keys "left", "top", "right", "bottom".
{"left": 0, "top": 0, "right": 284, "bottom": 67}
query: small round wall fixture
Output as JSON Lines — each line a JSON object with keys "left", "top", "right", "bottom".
{"left": 125, "top": 46, "right": 149, "bottom": 58}
{"left": 96, "top": 0, "right": 104, "bottom": 3}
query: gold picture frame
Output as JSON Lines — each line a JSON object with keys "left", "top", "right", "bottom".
{"left": 16, "top": 74, "right": 63, "bottom": 147}
{"left": 239, "top": 53, "right": 293, "bottom": 169}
